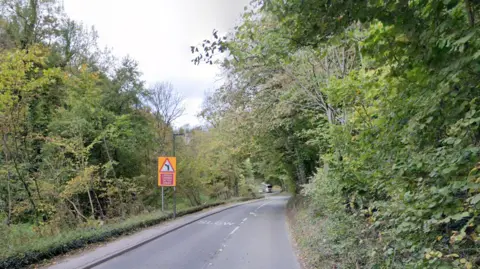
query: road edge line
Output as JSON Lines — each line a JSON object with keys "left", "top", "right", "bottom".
{"left": 79, "top": 198, "right": 264, "bottom": 269}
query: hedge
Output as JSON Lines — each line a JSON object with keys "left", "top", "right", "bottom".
{"left": 0, "top": 197, "right": 257, "bottom": 269}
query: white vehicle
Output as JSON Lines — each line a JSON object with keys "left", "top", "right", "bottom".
{"left": 264, "top": 184, "right": 272, "bottom": 193}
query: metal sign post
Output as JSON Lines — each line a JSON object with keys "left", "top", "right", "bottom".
{"left": 158, "top": 133, "right": 183, "bottom": 218}
{"left": 158, "top": 156, "right": 176, "bottom": 216}
{"left": 173, "top": 186, "right": 176, "bottom": 218}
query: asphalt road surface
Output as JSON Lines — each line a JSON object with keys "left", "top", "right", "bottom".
{"left": 94, "top": 196, "right": 300, "bottom": 269}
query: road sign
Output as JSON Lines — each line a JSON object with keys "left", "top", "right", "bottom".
{"left": 160, "top": 158, "right": 175, "bottom": 172}
{"left": 158, "top": 157, "right": 176, "bottom": 187}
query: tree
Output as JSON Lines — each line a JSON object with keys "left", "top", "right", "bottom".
{"left": 147, "top": 82, "right": 185, "bottom": 127}
{"left": 0, "top": 1, "right": 233, "bottom": 260}
{"left": 192, "top": 0, "right": 480, "bottom": 267}
{"left": 0, "top": 0, "right": 64, "bottom": 48}
{"left": 0, "top": 46, "right": 63, "bottom": 222}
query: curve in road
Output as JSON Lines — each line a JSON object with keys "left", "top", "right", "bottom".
{"left": 94, "top": 196, "right": 300, "bottom": 269}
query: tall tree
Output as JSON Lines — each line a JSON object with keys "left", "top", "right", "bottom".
{"left": 147, "top": 82, "right": 185, "bottom": 127}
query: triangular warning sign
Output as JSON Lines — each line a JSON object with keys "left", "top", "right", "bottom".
{"left": 160, "top": 159, "right": 175, "bottom": 172}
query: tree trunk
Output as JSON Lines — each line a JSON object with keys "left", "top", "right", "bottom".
{"left": 20, "top": 128, "right": 42, "bottom": 201}
{"left": 234, "top": 177, "right": 239, "bottom": 197}
{"left": 2, "top": 134, "right": 12, "bottom": 225}
{"left": 465, "top": 0, "right": 476, "bottom": 27}
{"left": 22, "top": 0, "right": 39, "bottom": 48}
{"left": 65, "top": 197, "right": 88, "bottom": 221}
{"left": 103, "top": 135, "right": 127, "bottom": 217}
{"left": 295, "top": 146, "right": 307, "bottom": 185}
{"left": 13, "top": 152, "right": 38, "bottom": 221}
{"left": 92, "top": 189, "right": 105, "bottom": 220}
{"left": 103, "top": 136, "right": 117, "bottom": 178}
{"left": 193, "top": 191, "right": 201, "bottom": 205}
{"left": 33, "top": 178, "right": 42, "bottom": 200}
{"left": 87, "top": 188, "right": 95, "bottom": 219}
{"left": 8, "top": 113, "right": 39, "bottom": 221}
{"left": 186, "top": 192, "right": 195, "bottom": 206}
{"left": 20, "top": 129, "right": 43, "bottom": 201}
{"left": 6, "top": 171, "right": 12, "bottom": 226}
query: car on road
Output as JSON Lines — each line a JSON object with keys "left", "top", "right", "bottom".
{"left": 264, "top": 184, "right": 272, "bottom": 193}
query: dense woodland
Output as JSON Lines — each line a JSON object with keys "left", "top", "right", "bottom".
{"left": 1, "top": 0, "right": 480, "bottom": 268}
{"left": 0, "top": 0, "right": 259, "bottom": 262}
{"left": 193, "top": 0, "right": 480, "bottom": 268}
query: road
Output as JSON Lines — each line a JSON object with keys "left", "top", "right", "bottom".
{"left": 94, "top": 196, "right": 300, "bottom": 269}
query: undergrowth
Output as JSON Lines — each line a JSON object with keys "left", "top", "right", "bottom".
{"left": 287, "top": 196, "right": 382, "bottom": 269}
{"left": 0, "top": 197, "right": 256, "bottom": 269}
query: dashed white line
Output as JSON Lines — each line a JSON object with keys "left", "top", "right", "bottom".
{"left": 202, "top": 201, "right": 274, "bottom": 269}
{"left": 255, "top": 201, "right": 272, "bottom": 211}
{"left": 229, "top": 226, "right": 240, "bottom": 236}
{"left": 197, "top": 220, "right": 235, "bottom": 226}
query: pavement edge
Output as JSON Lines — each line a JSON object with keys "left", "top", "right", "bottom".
{"left": 79, "top": 198, "right": 265, "bottom": 269}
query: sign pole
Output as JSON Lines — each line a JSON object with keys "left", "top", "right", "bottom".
{"left": 172, "top": 133, "right": 176, "bottom": 218}
{"left": 173, "top": 186, "right": 176, "bottom": 218}
{"left": 157, "top": 132, "right": 182, "bottom": 219}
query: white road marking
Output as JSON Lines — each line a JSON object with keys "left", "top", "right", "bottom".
{"left": 203, "top": 201, "right": 277, "bottom": 268}
{"left": 229, "top": 226, "right": 240, "bottom": 235}
{"left": 255, "top": 201, "right": 272, "bottom": 211}
{"left": 197, "top": 220, "right": 235, "bottom": 226}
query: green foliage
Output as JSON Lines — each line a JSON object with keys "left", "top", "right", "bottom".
{"left": 0, "top": 198, "right": 257, "bottom": 269}
{"left": 287, "top": 196, "right": 381, "bottom": 269}
{"left": 193, "top": 0, "right": 480, "bottom": 267}
{"left": 0, "top": 1, "right": 262, "bottom": 266}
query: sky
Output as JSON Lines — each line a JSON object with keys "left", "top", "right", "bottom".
{"left": 63, "top": 0, "right": 250, "bottom": 127}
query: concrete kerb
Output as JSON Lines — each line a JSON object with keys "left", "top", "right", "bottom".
{"left": 79, "top": 197, "right": 265, "bottom": 269}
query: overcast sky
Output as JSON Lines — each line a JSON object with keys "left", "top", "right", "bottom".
{"left": 63, "top": 0, "right": 250, "bottom": 127}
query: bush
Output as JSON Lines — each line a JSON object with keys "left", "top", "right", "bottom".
{"left": 287, "top": 195, "right": 382, "bottom": 269}
{"left": 0, "top": 198, "right": 257, "bottom": 269}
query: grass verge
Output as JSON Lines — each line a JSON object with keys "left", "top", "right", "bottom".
{"left": 286, "top": 196, "right": 381, "bottom": 269}
{"left": 0, "top": 197, "right": 257, "bottom": 269}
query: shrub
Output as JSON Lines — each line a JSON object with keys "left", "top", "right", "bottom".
{"left": 0, "top": 198, "right": 256, "bottom": 269}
